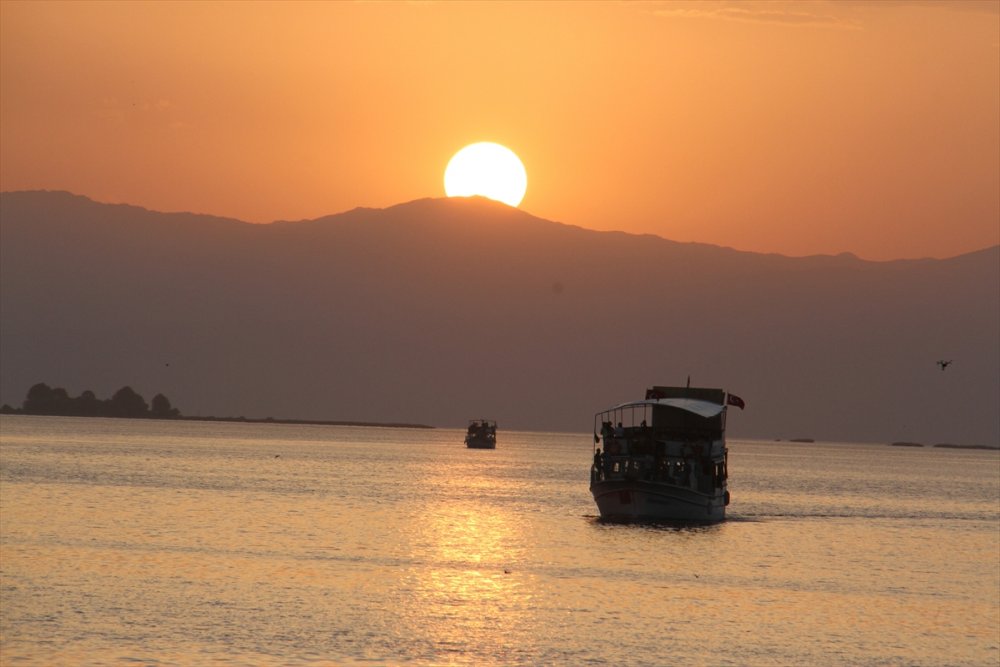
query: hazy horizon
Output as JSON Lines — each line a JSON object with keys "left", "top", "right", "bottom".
{"left": 3, "top": 190, "right": 997, "bottom": 446}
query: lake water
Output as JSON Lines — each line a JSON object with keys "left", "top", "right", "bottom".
{"left": 1, "top": 415, "right": 997, "bottom": 666}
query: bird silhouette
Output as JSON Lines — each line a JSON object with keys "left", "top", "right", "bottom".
{"left": 937, "top": 360, "right": 953, "bottom": 371}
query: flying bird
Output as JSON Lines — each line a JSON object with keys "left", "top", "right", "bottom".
{"left": 937, "top": 360, "right": 953, "bottom": 371}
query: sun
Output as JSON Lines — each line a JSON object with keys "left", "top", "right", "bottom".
{"left": 444, "top": 142, "right": 527, "bottom": 207}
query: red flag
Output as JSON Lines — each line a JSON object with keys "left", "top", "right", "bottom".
{"left": 726, "top": 393, "right": 745, "bottom": 409}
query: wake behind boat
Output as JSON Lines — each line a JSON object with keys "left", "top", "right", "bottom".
{"left": 465, "top": 419, "right": 497, "bottom": 449}
{"left": 590, "top": 385, "right": 744, "bottom": 523}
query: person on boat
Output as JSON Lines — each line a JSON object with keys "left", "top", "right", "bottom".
{"left": 600, "top": 421, "right": 613, "bottom": 445}
{"left": 593, "top": 448, "right": 603, "bottom": 480}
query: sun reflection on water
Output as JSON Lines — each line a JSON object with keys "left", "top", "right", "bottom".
{"left": 396, "top": 500, "right": 535, "bottom": 657}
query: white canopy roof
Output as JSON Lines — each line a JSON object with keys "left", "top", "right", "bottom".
{"left": 604, "top": 398, "right": 725, "bottom": 419}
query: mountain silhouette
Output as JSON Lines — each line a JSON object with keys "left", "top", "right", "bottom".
{"left": 1, "top": 190, "right": 997, "bottom": 445}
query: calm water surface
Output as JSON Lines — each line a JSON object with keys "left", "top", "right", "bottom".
{"left": 1, "top": 415, "right": 997, "bottom": 666}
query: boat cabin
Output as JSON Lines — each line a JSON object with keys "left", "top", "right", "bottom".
{"left": 592, "top": 386, "right": 728, "bottom": 493}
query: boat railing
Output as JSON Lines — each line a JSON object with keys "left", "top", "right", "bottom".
{"left": 593, "top": 404, "right": 724, "bottom": 448}
{"left": 592, "top": 450, "right": 727, "bottom": 490}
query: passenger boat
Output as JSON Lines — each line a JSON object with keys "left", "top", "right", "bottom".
{"left": 465, "top": 419, "right": 497, "bottom": 449}
{"left": 590, "top": 385, "right": 744, "bottom": 523}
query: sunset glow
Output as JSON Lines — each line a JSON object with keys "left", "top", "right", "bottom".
{"left": 444, "top": 143, "right": 527, "bottom": 207}
{"left": 0, "top": 1, "right": 997, "bottom": 259}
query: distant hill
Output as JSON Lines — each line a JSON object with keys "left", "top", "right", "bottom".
{"left": 2, "top": 190, "right": 997, "bottom": 445}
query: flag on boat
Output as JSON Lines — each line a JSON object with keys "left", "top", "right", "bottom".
{"left": 726, "top": 393, "right": 746, "bottom": 409}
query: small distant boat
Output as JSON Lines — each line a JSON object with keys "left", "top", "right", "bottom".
{"left": 590, "top": 385, "right": 743, "bottom": 523}
{"left": 465, "top": 419, "right": 497, "bottom": 449}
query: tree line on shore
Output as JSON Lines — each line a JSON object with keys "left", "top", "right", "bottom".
{"left": 0, "top": 383, "right": 180, "bottom": 419}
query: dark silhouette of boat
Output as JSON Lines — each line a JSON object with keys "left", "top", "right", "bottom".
{"left": 465, "top": 419, "right": 497, "bottom": 449}
{"left": 590, "top": 385, "right": 743, "bottom": 523}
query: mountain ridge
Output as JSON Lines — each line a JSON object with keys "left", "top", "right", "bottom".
{"left": 2, "top": 190, "right": 997, "bottom": 444}
{"left": 9, "top": 189, "right": 988, "bottom": 263}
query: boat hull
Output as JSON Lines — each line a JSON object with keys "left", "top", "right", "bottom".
{"left": 465, "top": 437, "right": 496, "bottom": 449}
{"left": 590, "top": 479, "right": 726, "bottom": 523}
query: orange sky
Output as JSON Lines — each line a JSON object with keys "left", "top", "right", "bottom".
{"left": 2, "top": 0, "right": 998, "bottom": 260}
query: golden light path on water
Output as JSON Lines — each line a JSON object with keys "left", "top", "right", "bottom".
{"left": 398, "top": 504, "right": 530, "bottom": 657}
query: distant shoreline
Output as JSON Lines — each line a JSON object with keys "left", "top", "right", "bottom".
{"left": 930, "top": 443, "right": 997, "bottom": 451}
{"left": 178, "top": 415, "right": 435, "bottom": 429}
{"left": 2, "top": 383, "right": 436, "bottom": 429}
{"left": 6, "top": 412, "right": 999, "bottom": 445}
{"left": 891, "top": 441, "right": 998, "bottom": 450}
{"left": 0, "top": 411, "right": 435, "bottom": 430}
